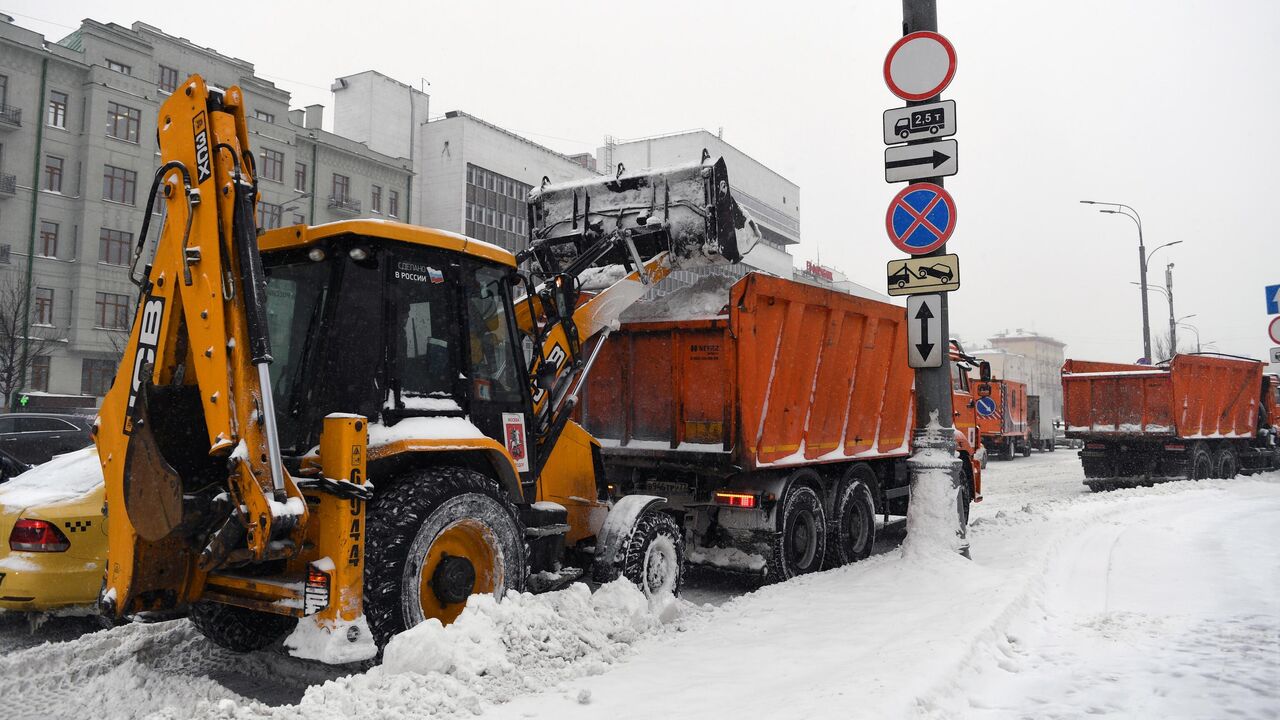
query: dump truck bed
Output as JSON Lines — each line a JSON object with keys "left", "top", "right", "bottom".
{"left": 1062, "top": 354, "right": 1264, "bottom": 439}
{"left": 582, "top": 273, "right": 914, "bottom": 472}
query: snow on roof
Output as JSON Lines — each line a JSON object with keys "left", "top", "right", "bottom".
{"left": 0, "top": 447, "right": 101, "bottom": 512}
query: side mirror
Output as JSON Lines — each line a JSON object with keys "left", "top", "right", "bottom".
{"left": 552, "top": 274, "right": 577, "bottom": 318}
{"left": 979, "top": 361, "right": 992, "bottom": 382}
{"left": 536, "top": 362, "right": 558, "bottom": 392}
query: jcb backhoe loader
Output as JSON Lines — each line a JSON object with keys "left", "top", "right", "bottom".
{"left": 95, "top": 75, "right": 754, "bottom": 655}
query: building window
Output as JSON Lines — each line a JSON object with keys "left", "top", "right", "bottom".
{"left": 106, "top": 59, "right": 132, "bottom": 76}
{"left": 256, "top": 201, "right": 282, "bottom": 230}
{"left": 38, "top": 221, "right": 58, "bottom": 257}
{"left": 99, "top": 227, "right": 132, "bottom": 266}
{"left": 29, "top": 356, "right": 50, "bottom": 392}
{"left": 44, "top": 155, "right": 63, "bottom": 192}
{"left": 47, "top": 91, "right": 67, "bottom": 128}
{"left": 294, "top": 162, "right": 307, "bottom": 192}
{"left": 389, "top": 190, "right": 399, "bottom": 218}
{"left": 260, "top": 148, "right": 284, "bottom": 182}
{"left": 82, "top": 359, "right": 117, "bottom": 396}
{"left": 158, "top": 64, "right": 179, "bottom": 93}
{"left": 292, "top": 213, "right": 305, "bottom": 225}
{"left": 371, "top": 185, "right": 382, "bottom": 213}
{"left": 96, "top": 292, "right": 131, "bottom": 329}
{"left": 0, "top": 74, "right": 8, "bottom": 107}
{"left": 33, "top": 287, "right": 54, "bottom": 326}
{"left": 254, "top": 109, "right": 275, "bottom": 123}
{"left": 106, "top": 101, "right": 141, "bottom": 143}
{"left": 465, "top": 164, "right": 529, "bottom": 251}
{"left": 103, "top": 165, "right": 137, "bottom": 204}
{"left": 332, "top": 174, "right": 349, "bottom": 202}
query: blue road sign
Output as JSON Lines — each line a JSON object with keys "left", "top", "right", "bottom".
{"left": 1266, "top": 284, "right": 1280, "bottom": 315}
{"left": 975, "top": 396, "right": 996, "bottom": 418}
{"left": 886, "top": 182, "right": 957, "bottom": 255}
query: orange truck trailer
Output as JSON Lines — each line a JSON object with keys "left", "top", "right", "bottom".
{"left": 1062, "top": 354, "right": 1280, "bottom": 491}
{"left": 581, "top": 273, "right": 985, "bottom": 581}
{"left": 973, "top": 378, "right": 1031, "bottom": 460}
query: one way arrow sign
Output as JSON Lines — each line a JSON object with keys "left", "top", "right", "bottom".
{"left": 907, "top": 294, "right": 943, "bottom": 368}
{"left": 885, "top": 139, "right": 958, "bottom": 183}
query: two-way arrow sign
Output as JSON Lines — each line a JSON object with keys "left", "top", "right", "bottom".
{"left": 907, "top": 294, "right": 943, "bottom": 368}
{"left": 885, "top": 140, "right": 958, "bottom": 183}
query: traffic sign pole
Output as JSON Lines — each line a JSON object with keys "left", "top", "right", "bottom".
{"left": 899, "top": 0, "right": 967, "bottom": 556}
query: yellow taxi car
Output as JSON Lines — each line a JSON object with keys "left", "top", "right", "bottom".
{"left": 0, "top": 448, "right": 105, "bottom": 613}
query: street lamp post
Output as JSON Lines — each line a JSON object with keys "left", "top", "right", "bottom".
{"left": 1166, "top": 263, "right": 1176, "bottom": 354}
{"left": 1080, "top": 201, "right": 1182, "bottom": 362}
{"left": 1179, "top": 323, "right": 1212, "bottom": 353}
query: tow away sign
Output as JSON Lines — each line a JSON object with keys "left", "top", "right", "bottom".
{"left": 907, "top": 294, "right": 943, "bottom": 368}
{"left": 886, "top": 253, "right": 960, "bottom": 296}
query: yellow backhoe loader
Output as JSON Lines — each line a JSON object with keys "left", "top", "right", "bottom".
{"left": 95, "top": 75, "right": 754, "bottom": 655}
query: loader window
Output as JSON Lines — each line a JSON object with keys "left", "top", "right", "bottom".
{"left": 393, "top": 258, "right": 458, "bottom": 399}
{"left": 466, "top": 266, "right": 521, "bottom": 402}
{"left": 264, "top": 260, "right": 332, "bottom": 450}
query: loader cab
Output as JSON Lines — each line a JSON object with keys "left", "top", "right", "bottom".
{"left": 260, "top": 222, "right": 530, "bottom": 467}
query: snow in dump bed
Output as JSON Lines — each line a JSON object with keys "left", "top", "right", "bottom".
{"left": 619, "top": 273, "right": 735, "bottom": 322}
{"left": 0, "top": 447, "right": 101, "bottom": 511}
{"left": 366, "top": 416, "right": 486, "bottom": 447}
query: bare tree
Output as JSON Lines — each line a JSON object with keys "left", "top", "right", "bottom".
{"left": 0, "top": 275, "right": 62, "bottom": 405}
{"left": 1153, "top": 331, "right": 1192, "bottom": 364}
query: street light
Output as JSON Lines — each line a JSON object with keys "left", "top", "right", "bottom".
{"left": 1178, "top": 322, "right": 1213, "bottom": 353}
{"left": 1080, "top": 201, "right": 1183, "bottom": 362}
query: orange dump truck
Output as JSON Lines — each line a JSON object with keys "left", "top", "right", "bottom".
{"left": 974, "top": 378, "right": 1031, "bottom": 460}
{"left": 1062, "top": 354, "right": 1280, "bottom": 490}
{"left": 581, "top": 273, "right": 983, "bottom": 581}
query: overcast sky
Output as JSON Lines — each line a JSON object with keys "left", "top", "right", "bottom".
{"left": 9, "top": 1, "right": 1278, "bottom": 364}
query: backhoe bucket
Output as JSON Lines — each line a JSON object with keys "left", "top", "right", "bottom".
{"left": 528, "top": 156, "right": 758, "bottom": 273}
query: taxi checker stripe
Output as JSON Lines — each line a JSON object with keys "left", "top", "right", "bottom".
{"left": 897, "top": 192, "right": 946, "bottom": 242}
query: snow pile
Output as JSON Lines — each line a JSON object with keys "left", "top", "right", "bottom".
{"left": 284, "top": 615, "right": 376, "bottom": 665}
{"left": 367, "top": 416, "right": 486, "bottom": 447}
{"left": 187, "top": 581, "right": 689, "bottom": 719}
{"left": 0, "top": 447, "right": 102, "bottom": 511}
{"left": 620, "top": 273, "right": 734, "bottom": 322}
{"left": 578, "top": 265, "right": 629, "bottom": 291}
{"left": 900, "top": 416, "right": 966, "bottom": 558}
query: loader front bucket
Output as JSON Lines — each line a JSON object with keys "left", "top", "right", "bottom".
{"left": 529, "top": 155, "right": 758, "bottom": 272}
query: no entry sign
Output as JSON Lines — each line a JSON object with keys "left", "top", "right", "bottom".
{"left": 886, "top": 182, "right": 957, "bottom": 255}
{"left": 884, "top": 31, "right": 957, "bottom": 101}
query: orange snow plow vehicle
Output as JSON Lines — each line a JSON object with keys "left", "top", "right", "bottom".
{"left": 580, "top": 273, "right": 985, "bottom": 580}
{"left": 1062, "top": 354, "right": 1280, "bottom": 490}
{"left": 972, "top": 377, "right": 1031, "bottom": 460}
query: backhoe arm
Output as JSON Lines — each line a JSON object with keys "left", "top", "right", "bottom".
{"left": 97, "top": 75, "right": 306, "bottom": 617}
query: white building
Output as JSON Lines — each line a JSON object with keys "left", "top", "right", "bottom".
{"left": 981, "top": 330, "right": 1068, "bottom": 428}
{"left": 600, "top": 130, "right": 798, "bottom": 280}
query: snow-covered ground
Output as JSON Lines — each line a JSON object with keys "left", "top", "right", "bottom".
{"left": 2, "top": 451, "right": 1277, "bottom": 719}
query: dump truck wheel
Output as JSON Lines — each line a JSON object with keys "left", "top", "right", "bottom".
{"left": 1020, "top": 439, "right": 1032, "bottom": 457}
{"left": 365, "top": 467, "right": 525, "bottom": 649}
{"left": 823, "top": 466, "right": 877, "bottom": 569}
{"left": 1188, "top": 444, "right": 1213, "bottom": 480}
{"left": 1000, "top": 441, "right": 1014, "bottom": 461}
{"left": 620, "top": 510, "right": 684, "bottom": 598}
{"left": 188, "top": 601, "right": 298, "bottom": 653}
{"left": 1212, "top": 446, "right": 1238, "bottom": 479}
{"left": 766, "top": 483, "right": 826, "bottom": 582}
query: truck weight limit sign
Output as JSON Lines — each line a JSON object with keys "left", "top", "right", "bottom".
{"left": 884, "top": 31, "right": 957, "bottom": 101}
{"left": 883, "top": 100, "right": 956, "bottom": 145}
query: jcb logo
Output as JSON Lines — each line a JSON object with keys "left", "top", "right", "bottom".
{"left": 531, "top": 343, "right": 568, "bottom": 405}
{"left": 124, "top": 297, "right": 165, "bottom": 434}
{"left": 192, "top": 112, "right": 211, "bottom": 184}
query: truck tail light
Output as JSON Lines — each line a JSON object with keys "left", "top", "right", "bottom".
{"left": 713, "top": 491, "right": 758, "bottom": 509}
{"left": 1085, "top": 442, "right": 1107, "bottom": 450}
{"left": 9, "top": 519, "right": 71, "bottom": 552}
{"left": 303, "top": 563, "right": 331, "bottom": 616}
{"left": 1163, "top": 443, "right": 1186, "bottom": 452}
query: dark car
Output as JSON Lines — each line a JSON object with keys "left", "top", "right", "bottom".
{"left": 0, "top": 447, "right": 31, "bottom": 483}
{"left": 0, "top": 413, "right": 95, "bottom": 465}
{"left": 916, "top": 263, "right": 954, "bottom": 282}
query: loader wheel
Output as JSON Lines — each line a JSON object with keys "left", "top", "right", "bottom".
{"left": 365, "top": 467, "right": 525, "bottom": 649}
{"left": 1212, "top": 446, "right": 1238, "bottom": 479}
{"left": 1188, "top": 444, "right": 1213, "bottom": 481}
{"left": 823, "top": 466, "right": 877, "bottom": 569}
{"left": 620, "top": 510, "right": 684, "bottom": 598}
{"left": 188, "top": 601, "right": 298, "bottom": 653}
{"left": 766, "top": 482, "right": 826, "bottom": 583}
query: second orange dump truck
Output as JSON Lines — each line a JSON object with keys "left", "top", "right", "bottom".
{"left": 1062, "top": 353, "right": 1280, "bottom": 490}
{"left": 973, "top": 377, "right": 1031, "bottom": 460}
{"left": 581, "top": 273, "right": 984, "bottom": 581}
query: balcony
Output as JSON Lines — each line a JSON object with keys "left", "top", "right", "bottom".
{"left": 328, "top": 195, "right": 361, "bottom": 215}
{"left": 0, "top": 104, "right": 20, "bottom": 129}
{"left": 0, "top": 173, "right": 15, "bottom": 198}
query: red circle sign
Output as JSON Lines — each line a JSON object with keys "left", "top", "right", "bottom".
{"left": 1270, "top": 316, "right": 1280, "bottom": 345}
{"left": 884, "top": 31, "right": 957, "bottom": 101}
{"left": 885, "top": 182, "right": 957, "bottom": 255}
